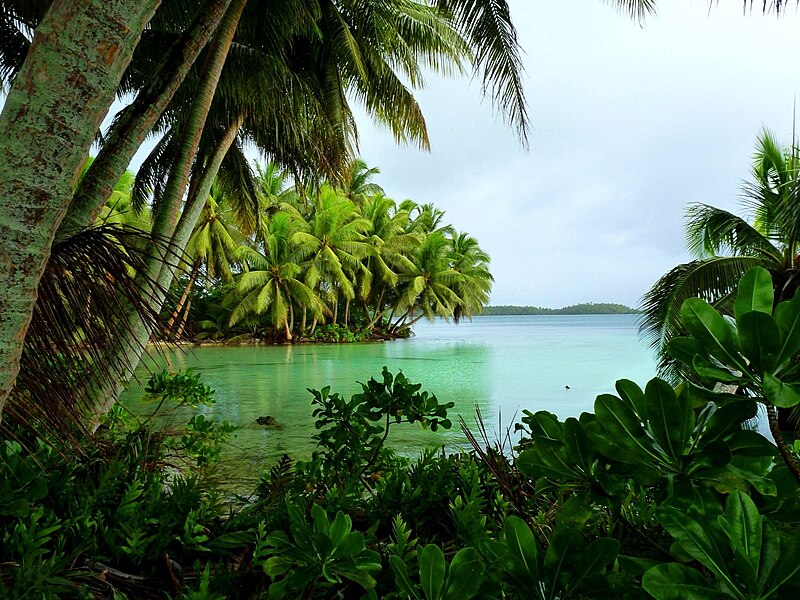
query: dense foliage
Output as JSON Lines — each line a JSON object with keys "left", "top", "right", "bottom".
{"left": 482, "top": 303, "right": 638, "bottom": 316}
{"left": 155, "top": 161, "right": 493, "bottom": 343}
{"left": 3, "top": 267, "right": 800, "bottom": 598}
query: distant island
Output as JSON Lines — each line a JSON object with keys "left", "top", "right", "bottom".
{"left": 481, "top": 303, "right": 639, "bottom": 316}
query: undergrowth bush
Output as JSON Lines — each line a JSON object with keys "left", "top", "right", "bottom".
{"left": 4, "top": 269, "right": 800, "bottom": 598}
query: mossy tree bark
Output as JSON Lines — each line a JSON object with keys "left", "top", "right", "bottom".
{"left": 0, "top": 0, "right": 160, "bottom": 417}
{"left": 56, "top": 0, "right": 234, "bottom": 243}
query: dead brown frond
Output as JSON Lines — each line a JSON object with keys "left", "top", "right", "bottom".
{"left": 4, "top": 224, "right": 181, "bottom": 451}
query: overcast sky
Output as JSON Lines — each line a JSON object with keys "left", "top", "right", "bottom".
{"left": 349, "top": 1, "right": 800, "bottom": 308}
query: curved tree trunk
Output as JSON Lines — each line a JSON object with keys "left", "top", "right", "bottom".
{"left": 0, "top": 0, "right": 160, "bottom": 417}
{"left": 766, "top": 402, "right": 800, "bottom": 484}
{"left": 88, "top": 114, "right": 245, "bottom": 425}
{"left": 150, "top": 0, "right": 247, "bottom": 245}
{"left": 176, "top": 297, "right": 193, "bottom": 339}
{"left": 56, "top": 0, "right": 233, "bottom": 243}
{"left": 83, "top": 0, "right": 247, "bottom": 426}
{"left": 166, "top": 259, "right": 201, "bottom": 333}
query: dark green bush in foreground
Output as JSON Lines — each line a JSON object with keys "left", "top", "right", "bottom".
{"left": 3, "top": 267, "right": 800, "bottom": 598}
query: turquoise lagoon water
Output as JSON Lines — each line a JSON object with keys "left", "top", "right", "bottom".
{"left": 120, "top": 314, "right": 657, "bottom": 485}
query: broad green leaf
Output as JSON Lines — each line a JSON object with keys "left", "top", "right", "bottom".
{"left": 681, "top": 298, "right": 749, "bottom": 373}
{"left": 543, "top": 528, "right": 581, "bottom": 596}
{"left": 574, "top": 537, "right": 620, "bottom": 579}
{"left": 774, "top": 292, "right": 800, "bottom": 371}
{"left": 734, "top": 267, "right": 774, "bottom": 318}
{"left": 736, "top": 311, "right": 780, "bottom": 373}
{"left": 699, "top": 401, "right": 758, "bottom": 447}
{"left": 502, "top": 516, "right": 540, "bottom": 583}
{"left": 617, "top": 555, "right": 663, "bottom": 577}
{"left": 615, "top": 379, "right": 647, "bottom": 416}
{"left": 562, "top": 417, "right": 593, "bottom": 473}
{"left": 445, "top": 548, "right": 483, "bottom": 600}
{"left": 692, "top": 355, "right": 746, "bottom": 384}
{"left": 311, "top": 504, "right": 328, "bottom": 536}
{"left": 529, "top": 411, "right": 562, "bottom": 440}
{"left": 756, "top": 521, "right": 781, "bottom": 593}
{"left": 644, "top": 378, "right": 693, "bottom": 461}
{"left": 762, "top": 526, "right": 800, "bottom": 596}
{"left": 420, "top": 544, "right": 446, "bottom": 600}
{"left": 718, "top": 491, "right": 762, "bottom": 592}
{"left": 329, "top": 510, "right": 351, "bottom": 546}
{"left": 763, "top": 373, "right": 800, "bottom": 408}
{"left": 340, "top": 566, "right": 378, "bottom": 590}
{"left": 555, "top": 496, "right": 594, "bottom": 528}
{"left": 389, "top": 555, "right": 421, "bottom": 599}
{"left": 726, "top": 430, "right": 778, "bottom": 458}
{"left": 592, "top": 394, "right": 662, "bottom": 466}
{"left": 657, "top": 506, "right": 736, "bottom": 590}
{"left": 642, "top": 563, "right": 731, "bottom": 600}
{"left": 264, "top": 556, "right": 292, "bottom": 577}
{"left": 667, "top": 336, "right": 706, "bottom": 367}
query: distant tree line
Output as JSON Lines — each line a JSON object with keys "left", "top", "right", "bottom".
{"left": 482, "top": 303, "right": 638, "bottom": 315}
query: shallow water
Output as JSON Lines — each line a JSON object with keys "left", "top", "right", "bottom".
{"left": 120, "top": 314, "right": 657, "bottom": 486}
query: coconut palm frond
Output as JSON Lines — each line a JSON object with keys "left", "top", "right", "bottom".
{"left": 685, "top": 203, "right": 781, "bottom": 260}
{"left": 5, "top": 225, "right": 179, "bottom": 448}
{"left": 132, "top": 127, "right": 178, "bottom": 214}
{"left": 603, "top": 0, "right": 656, "bottom": 23}
{"left": 639, "top": 255, "right": 766, "bottom": 380}
{"left": 435, "top": 0, "right": 528, "bottom": 144}
{"left": 215, "top": 136, "right": 260, "bottom": 235}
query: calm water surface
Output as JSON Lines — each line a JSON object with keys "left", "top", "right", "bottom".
{"left": 120, "top": 314, "right": 657, "bottom": 485}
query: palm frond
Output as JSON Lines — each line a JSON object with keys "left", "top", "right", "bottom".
{"left": 602, "top": 0, "right": 656, "bottom": 23}
{"left": 435, "top": 0, "right": 528, "bottom": 144}
{"left": 638, "top": 255, "right": 767, "bottom": 380}
{"left": 685, "top": 203, "right": 781, "bottom": 260}
{"left": 6, "top": 225, "right": 178, "bottom": 448}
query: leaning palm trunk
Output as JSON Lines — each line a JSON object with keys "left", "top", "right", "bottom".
{"left": 89, "top": 113, "right": 245, "bottom": 426}
{"left": 176, "top": 297, "right": 193, "bottom": 339}
{"left": 85, "top": 0, "right": 247, "bottom": 425}
{"left": 151, "top": 0, "right": 247, "bottom": 245}
{"left": 166, "top": 259, "right": 201, "bottom": 334}
{"left": 0, "top": 0, "right": 159, "bottom": 417}
{"left": 55, "top": 0, "right": 234, "bottom": 243}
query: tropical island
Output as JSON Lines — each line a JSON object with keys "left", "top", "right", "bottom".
{"left": 2, "top": 1, "right": 800, "bottom": 599}
{"left": 482, "top": 302, "right": 638, "bottom": 315}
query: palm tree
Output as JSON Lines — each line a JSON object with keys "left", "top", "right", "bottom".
{"left": 448, "top": 231, "right": 493, "bottom": 322}
{"left": 640, "top": 129, "right": 800, "bottom": 378}
{"left": 402, "top": 200, "right": 455, "bottom": 235}
{"left": 168, "top": 185, "right": 244, "bottom": 337}
{"left": 295, "top": 187, "right": 372, "bottom": 325}
{"left": 229, "top": 212, "right": 324, "bottom": 340}
{"left": 391, "top": 231, "right": 463, "bottom": 331}
{"left": 340, "top": 159, "right": 384, "bottom": 206}
{"left": 359, "top": 194, "right": 420, "bottom": 328}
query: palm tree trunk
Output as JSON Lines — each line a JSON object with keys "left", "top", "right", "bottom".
{"left": 284, "top": 318, "right": 293, "bottom": 341}
{"left": 301, "top": 308, "right": 307, "bottom": 335}
{"left": 176, "top": 297, "right": 193, "bottom": 339}
{"left": 766, "top": 402, "right": 800, "bottom": 484}
{"left": 333, "top": 295, "right": 339, "bottom": 325}
{"left": 150, "top": 0, "right": 247, "bottom": 244}
{"left": 85, "top": 30, "right": 247, "bottom": 426}
{"left": 344, "top": 299, "right": 351, "bottom": 327}
{"left": 0, "top": 0, "right": 159, "bottom": 416}
{"left": 167, "top": 260, "right": 201, "bottom": 333}
{"left": 55, "top": 0, "right": 233, "bottom": 243}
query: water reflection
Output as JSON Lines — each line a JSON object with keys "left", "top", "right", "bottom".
{"left": 120, "top": 315, "right": 656, "bottom": 487}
